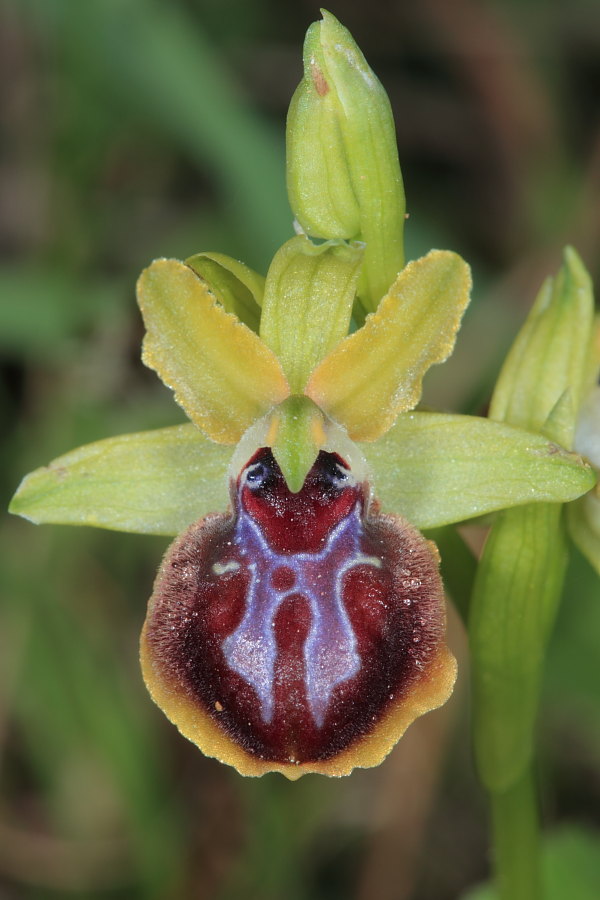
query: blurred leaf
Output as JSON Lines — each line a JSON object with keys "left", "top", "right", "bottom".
{"left": 567, "top": 490, "right": 600, "bottom": 578}
{"left": 1, "top": 522, "right": 184, "bottom": 894}
{"left": 0, "top": 264, "right": 123, "bottom": 360}
{"left": 19, "top": 0, "right": 291, "bottom": 266}
{"left": 463, "top": 827, "right": 600, "bottom": 900}
{"left": 545, "top": 543, "right": 600, "bottom": 719}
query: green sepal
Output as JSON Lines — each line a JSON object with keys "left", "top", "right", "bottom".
{"left": 469, "top": 503, "right": 568, "bottom": 791}
{"left": 260, "top": 235, "right": 363, "bottom": 392}
{"left": 361, "top": 412, "right": 595, "bottom": 529}
{"left": 490, "top": 247, "right": 595, "bottom": 448}
{"left": 186, "top": 251, "right": 264, "bottom": 332}
{"left": 271, "top": 396, "right": 326, "bottom": 493}
{"left": 9, "top": 425, "right": 231, "bottom": 536}
{"left": 286, "top": 10, "right": 405, "bottom": 312}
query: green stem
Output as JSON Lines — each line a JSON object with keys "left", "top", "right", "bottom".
{"left": 490, "top": 766, "right": 542, "bottom": 900}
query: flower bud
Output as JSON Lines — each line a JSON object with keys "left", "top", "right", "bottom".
{"left": 286, "top": 11, "right": 405, "bottom": 312}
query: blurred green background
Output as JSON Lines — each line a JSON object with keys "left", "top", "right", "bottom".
{"left": 1, "top": 0, "right": 599, "bottom": 897}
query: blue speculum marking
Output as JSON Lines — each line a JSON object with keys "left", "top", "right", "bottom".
{"left": 220, "top": 493, "right": 381, "bottom": 727}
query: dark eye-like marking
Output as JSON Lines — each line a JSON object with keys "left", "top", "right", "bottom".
{"left": 318, "top": 455, "right": 354, "bottom": 489}
{"left": 243, "top": 461, "right": 269, "bottom": 489}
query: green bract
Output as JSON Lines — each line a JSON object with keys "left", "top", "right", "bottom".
{"left": 470, "top": 247, "right": 598, "bottom": 793}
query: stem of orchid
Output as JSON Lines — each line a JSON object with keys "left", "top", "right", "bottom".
{"left": 490, "top": 766, "right": 542, "bottom": 900}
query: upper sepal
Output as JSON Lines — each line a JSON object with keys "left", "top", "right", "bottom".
{"left": 260, "top": 235, "right": 363, "bottom": 393}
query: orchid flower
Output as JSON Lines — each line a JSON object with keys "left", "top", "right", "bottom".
{"left": 9, "top": 12, "right": 594, "bottom": 779}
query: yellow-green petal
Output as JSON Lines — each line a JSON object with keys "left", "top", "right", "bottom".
{"left": 9, "top": 425, "right": 231, "bottom": 536}
{"left": 260, "top": 235, "right": 363, "bottom": 393}
{"left": 362, "top": 412, "right": 595, "bottom": 529}
{"left": 137, "top": 259, "right": 289, "bottom": 443}
{"left": 490, "top": 247, "right": 595, "bottom": 448}
{"left": 306, "top": 250, "right": 471, "bottom": 440}
{"left": 186, "top": 251, "right": 264, "bottom": 331}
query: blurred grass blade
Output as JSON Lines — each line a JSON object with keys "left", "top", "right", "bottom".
{"left": 10, "top": 424, "right": 231, "bottom": 535}
{"left": 20, "top": 0, "right": 290, "bottom": 263}
{"left": 306, "top": 251, "right": 471, "bottom": 440}
{"left": 463, "top": 826, "right": 600, "bottom": 900}
{"left": 362, "top": 412, "right": 595, "bottom": 529}
{"left": 0, "top": 264, "right": 123, "bottom": 360}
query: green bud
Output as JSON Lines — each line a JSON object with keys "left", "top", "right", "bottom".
{"left": 490, "top": 247, "right": 595, "bottom": 448}
{"left": 287, "top": 10, "right": 405, "bottom": 312}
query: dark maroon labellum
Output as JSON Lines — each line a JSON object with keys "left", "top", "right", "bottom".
{"left": 142, "top": 448, "right": 454, "bottom": 775}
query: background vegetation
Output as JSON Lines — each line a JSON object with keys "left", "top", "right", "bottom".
{"left": 1, "top": 0, "right": 599, "bottom": 897}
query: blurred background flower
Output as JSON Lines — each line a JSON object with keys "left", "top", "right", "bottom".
{"left": 1, "top": 0, "right": 599, "bottom": 897}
